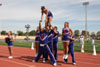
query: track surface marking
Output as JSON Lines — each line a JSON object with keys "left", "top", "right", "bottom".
{"left": 0, "top": 45, "right": 100, "bottom": 67}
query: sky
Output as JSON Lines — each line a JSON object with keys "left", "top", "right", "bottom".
{"left": 0, "top": 0, "right": 100, "bottom": 34}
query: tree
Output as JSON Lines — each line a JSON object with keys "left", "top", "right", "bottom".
{"left": 74, "top": 30, "right": 80, "bottom": 37}
{"left": 81, "top": 30, "right": 85, "bottom": 35}
{"left": 1, "top": 30, "right": 7, "bottom": 35}
{"left": 29, "top": 30, "right": 36, "bottom": 36}
{"left": 87, "top": 31, "right": 90, "bottom": 35}
{"left": 17, "top": 31, "right": 24, "bottom": 36}
{"left": 96, "top": 31, "right": 100, "bottom": 37}
{"left": 91, "top": 32, "right": 95, "bottom": 36}
{"left": 81, "top": 30, "right": 90, "bottom": 36}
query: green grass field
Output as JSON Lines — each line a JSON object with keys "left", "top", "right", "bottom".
{"left": 0, "top": 40, "right": 100, "bottom": 53}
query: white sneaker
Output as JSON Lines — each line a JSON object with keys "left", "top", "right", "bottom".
{"left": 8, "top": 56, "right": 13, "bottom": 59}
{"left": 63, "top": 55, "right": 65, "bottom": 59}
{"left": 64, "top": 54, "right": 68, "bottom": 59}
{"left": 53, "top": 63, "right": 57, "bottom": 66}
{"left": 73, "top": 63, "right": 76, "bottom": 65}
{"left": 43, "top": 58, "right": 46, "bottom": 63}
{"left": 32, "top": 60, "right": 35, "bottom": 62}
{"left": 35, "top": 53, "right": 38, "bottom": 57}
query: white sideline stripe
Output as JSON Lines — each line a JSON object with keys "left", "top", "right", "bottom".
{"left": 77, "top": 61, "right": 100, "bottom": 66}
{"left": 0, "top": 51, "right": 100, "bottom": 62}
{"left": 61, "top": 64, "right": 76, "bottom": 67}
{"left": 1, "top": 51, "right": 100, "bottom": 62}
{"left": 0, "top": 54, "right": 100, "bottom": 67}
{"left": 0, "top": 58, "right": 35, "bottom": 67}
{"left": 0, "top": 50, "right": 34, "bottom": 57}
{"left": 76, "top": 58, "right": 100, "bottom": 62}
{"left": 75, "top": 56, "right": 100, "bottom": 60}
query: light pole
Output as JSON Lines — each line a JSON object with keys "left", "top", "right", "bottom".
{"left": 25, "top": 24, "right": 30, "bottom": 40}
{"left": 83, "top": 2, "right": 89, "bottom": 37}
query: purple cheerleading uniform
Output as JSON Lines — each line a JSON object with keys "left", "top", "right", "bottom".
{"left": 7, "top": 36, "right": 13, "bottom": 47}
{"left": 68, "top": 35, "right": 76, "bottom": 63}
{"left": 53, "top": 31, "right": 59, "bottom": 60}
{"left": 44, "top": 30, "right": 54, "bottom": 61}
{"left": 35, "top": 31, "right": 56, "bottom": 64}
{"left": 62, "top": 28, "right": 70, "bottom": 42}
{"left": 48, "top": 30, "right": 53, "bottom": 51}
{"left": 48, "top": 11, "right": 53, "bottom": 18}
{"left": 35, "top": 31, "right": 40, "bottom": 42}
{"left": 39, "top": 31, "right": 48, "bottom": 44}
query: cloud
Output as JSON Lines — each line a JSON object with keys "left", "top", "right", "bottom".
{"left": 0, "top": 0, "right": 100, "bottom": 33}
{"left": 0, "top": 0, "right": 100, "bottom": 21}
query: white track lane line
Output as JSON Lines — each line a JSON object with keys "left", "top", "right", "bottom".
{"left": 0, "top": 50, "right": 100, "bottom": 60}
{"left": 76, "top": 58, "right": 100, "bottom": 62}
{"left": 0, "top": 51, "right": 100, "bottom": 64}
{"left": 0, "top": 49, "right": 34, "bottom": 56}
{"left": 0, "top": 58, "right": 35, "bottom": 67}
{"left": 0, "top": 53, "right": 100, "bottom": 67}
{"left": 77, "top": 61, "right": 100, "bottom": 66}
{"left": 1, "top": 46, "right": 100, "bottom": 66}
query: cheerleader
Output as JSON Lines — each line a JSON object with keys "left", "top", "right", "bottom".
{"left": 62, "top": 22, "right": 73, "bottom": 61}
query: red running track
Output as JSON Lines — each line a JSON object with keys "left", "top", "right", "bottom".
{"left": 0, "top": 45, "right": 100, "bottom": 67}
